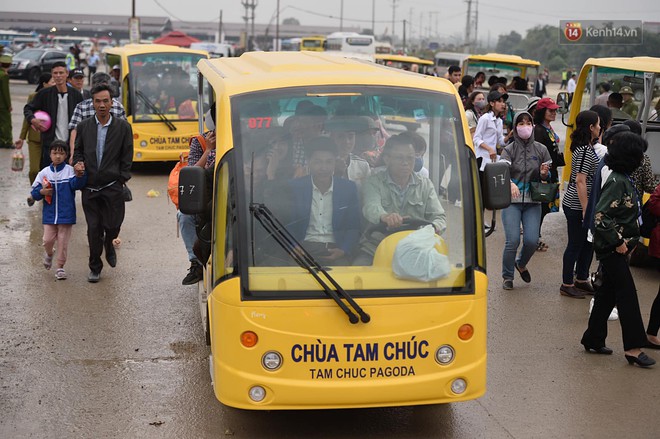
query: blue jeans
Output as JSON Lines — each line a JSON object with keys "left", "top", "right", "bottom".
{"left": 501, "top": 203, "right": 541, "bottom": 280}
{"left": 177, "top": 210, "right": 199, "bottom": 263}
{"left": 562, "top": 208, "right": 594, "bottom": 285}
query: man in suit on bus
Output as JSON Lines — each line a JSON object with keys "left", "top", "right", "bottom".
{"left": 286, "top": 136, "right": 361, "bottom": 265}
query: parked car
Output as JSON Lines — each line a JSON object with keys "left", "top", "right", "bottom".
{"left": 8, "top": 48, "right": 67, "bottom": 84}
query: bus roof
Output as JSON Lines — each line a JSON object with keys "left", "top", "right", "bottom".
{"left": 467, "top": 53, "right": 540, "bottom": 67}
{"left": 375, "top": 54, "right": 434, "bottom": 65}
{"left": 580, "top": 56, "right": 660, "bottom": 73}
{"left": 198, "top": 51, "right": 457, "bottom": 96}
{"left": 103, "top": 43, "right": 208, "bottom": 57}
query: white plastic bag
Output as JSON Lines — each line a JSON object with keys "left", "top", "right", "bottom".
{"left": 392, "top": 225, "right": 450, "bottom": 282}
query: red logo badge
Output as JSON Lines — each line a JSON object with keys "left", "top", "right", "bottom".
{"left": 564, "top": 22, "right": 583, "bottom": 42}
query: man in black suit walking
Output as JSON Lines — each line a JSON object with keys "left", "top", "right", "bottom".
{"left": 73, "top": 84, "right": 133, "bottom": 282}
{"left": 533, "top": 73, "right": 547, "bottom": 98}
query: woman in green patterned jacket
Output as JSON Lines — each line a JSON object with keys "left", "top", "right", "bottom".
{"left": 581, "top": 131, "right": 655, "bottom": 368}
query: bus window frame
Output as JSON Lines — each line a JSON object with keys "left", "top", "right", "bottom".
{"left": 212, "top": 151, "right": 241, "bottom": 287}
{"left": 227, "top": 85, "right": 478, "bottom": 301}
{"left": 126, "top": 52, "right": 206, "bottom": 123}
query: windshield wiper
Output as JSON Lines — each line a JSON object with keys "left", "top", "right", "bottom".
{"left": 249, "top": 203, "right": 370, "bottom": 325}
{"left": 135, "top": 90, "right": 177, "bottom": 131}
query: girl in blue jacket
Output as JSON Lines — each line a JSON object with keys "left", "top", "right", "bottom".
{"left": 31, "top": 140, "right": 87, "bottom": 280}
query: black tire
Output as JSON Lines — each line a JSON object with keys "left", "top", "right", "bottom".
{"left": 27, "top": 68, "right": 41, "bottom": 85}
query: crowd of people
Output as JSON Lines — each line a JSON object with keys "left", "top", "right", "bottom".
{"left": 439, "top": 63, "right": 660, "bottom": 368}
{"left": 5, "top": 56, "right": 658, "bottom": 369}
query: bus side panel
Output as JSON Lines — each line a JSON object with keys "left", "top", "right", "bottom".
{"left": 130, "top": 119, "right": 200, "bottom": 162}
{"left": 209, "top": 273, "right": 488, "bottom": 410}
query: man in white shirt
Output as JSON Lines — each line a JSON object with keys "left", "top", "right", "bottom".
{"left": 567, "top": 74, "right": 577, "bottom": 106}
{"left": 287, "top": 137, "right": 361, "bottom": 264}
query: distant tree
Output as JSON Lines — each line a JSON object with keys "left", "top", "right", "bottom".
{"left": 495, "top": 31, "right": 522, "bottom": 54}
{"left": 546, "top": 55, "right": 566, "bottom": 71}
{"left": 282, "top": 17, "right": 300, "bottom": 26}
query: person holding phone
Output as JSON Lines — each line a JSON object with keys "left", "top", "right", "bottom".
{"left": 498, "top": 111, "right": 551, "bottom": 290}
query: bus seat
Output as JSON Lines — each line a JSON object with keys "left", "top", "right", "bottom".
{"left": 506, "top": 93, "right": 530, "bottom": 112}
{"left": 372, "top": 231, "right": 448, "bottom": 267}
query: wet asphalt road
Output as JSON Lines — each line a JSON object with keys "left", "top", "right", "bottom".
{"left": 1, "top": 79, "right": 660, "bottom": 438}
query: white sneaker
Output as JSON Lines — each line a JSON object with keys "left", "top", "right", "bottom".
{"left": 55, "top": 268, "right": 67, "bottom": 280}
{"left": 454, "top": 200, "right": 462, "bottom": 208}
{"left": 608, "top": 307, "right": 619, "bottom": 321}
{"left": 589, "top": 297, "right": 619, "bottom": 321}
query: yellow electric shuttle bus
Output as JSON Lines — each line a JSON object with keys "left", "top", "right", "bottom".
{"left": 556, "top": 57, "right": 660, "bottom": 261}
{"left": 463, "top": 53, "right": 541, "bottom": 111}
{"left": 179, "top": 51, "right": 510, "bottom": 410}
{"left": 300, "top": 36, "right": 326, "bottom": 52}
{"left": 375, "top": 54, "right": 435, "bottom": 74}
{"left": 103, "top": 44, "right": 208, "bottom": 162}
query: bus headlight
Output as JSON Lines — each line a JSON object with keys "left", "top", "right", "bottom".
{"left": 140, "top": 140, "right": 147, "bottom": 147}
{"left": 249, "top": 385, "right": 266, "bottom": 402}
{"left": 451, "top": 378, "right": 467, "bottom": 394}
{"left": 435, "top": 345, "right": 455, "bottom": 365}
{"left": 262, "top": 351, "right": 282, "bottom": 371}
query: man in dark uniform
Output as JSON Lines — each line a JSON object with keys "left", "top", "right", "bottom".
{"left": 24, "top": 61, "right": 83, "bottom": 167}
{"left": 0, "top": 54, "right": 12, "bottom": 148}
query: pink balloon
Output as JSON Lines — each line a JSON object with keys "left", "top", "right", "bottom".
{"left": 34, "top": 110, "right": 52, "bottom": 132}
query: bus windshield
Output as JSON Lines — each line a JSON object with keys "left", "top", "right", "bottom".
{"left": 229, "top": 86, "right": 473, "bottom": 299}
{"left": 128, "top": 52, "right": 206, "bottom": 122}
{"left": 465, "top": 61, "right": 535, "bottom": 90}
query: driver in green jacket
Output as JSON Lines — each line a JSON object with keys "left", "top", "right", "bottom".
{"left": 355, "top": 133, "right": 446, "bottom": 264}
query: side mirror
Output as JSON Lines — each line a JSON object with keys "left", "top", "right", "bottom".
{"left": 556, "top": 92, "right": 569, "bottom": 115}
{"left": 482, "top": 162, "right": 511, "bottom": 210}
{"left": 178, "top": 166, "right": 208, "bottom": 215}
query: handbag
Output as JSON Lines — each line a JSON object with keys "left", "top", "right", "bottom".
{"left": 122, "top": 184, "right": 133, "bottom": 202}
{"left": 529, "top": 181, "right": 559, "bottom": 203}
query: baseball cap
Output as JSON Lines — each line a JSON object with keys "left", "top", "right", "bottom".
{"left": 69, "top": 69, "right": 84, "bottom": 78}
{"left": 0, "top": 54, "right": 12, "bottom": 64}
{"left": 619, "top": 86, "right": 634, "bottom": 95}
{"left": 112, "top": 64, "right": 120, "bottom": 70}
{"left": 487, "top": 90, "right": 508, "bottom": 102}
{"left": 536, "top": 97, "right": 559, "bottom": 110}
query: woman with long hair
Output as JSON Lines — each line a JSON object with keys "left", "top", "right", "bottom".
{"left": 560, "top": 110, "right": 601, "bottom": 299}
{"left": 464, "top": 91, "right": 486, "bottom": 135}
{"left": 499, "top": 112, "right": 551, "bottom": 290}
{"left": 581, "top": 132, "right": 655, "bottom": 367}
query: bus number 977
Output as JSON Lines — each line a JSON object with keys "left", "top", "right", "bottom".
{"left": 248, "top": 117, "right": 272, "bottom": 129}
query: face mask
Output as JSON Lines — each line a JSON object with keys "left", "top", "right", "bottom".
{"left": 204, "top": 109, "right": 215, "bottom": 131}
{"left": 474, "top": 100, "right": 487, "bottom": 110}
{"left": 414, "top": 156, "right": 424, "bottom": 172}
{"left": 517, "top": 125, "right": 533, "bottom": 140}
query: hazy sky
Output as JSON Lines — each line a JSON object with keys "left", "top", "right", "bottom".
{"left": 1, "top": 0, "right": 658, "bottom": 44}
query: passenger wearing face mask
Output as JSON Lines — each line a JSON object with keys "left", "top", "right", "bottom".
{"left": 464, "top": 91, "right": 486, "bottom": 135}
{"left": 398, "top": 131, "right": 429, "bottom": 178}
{"left": 498, "top": 111, "right": 551, "bottom": 290}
